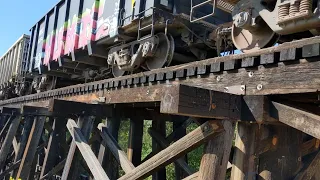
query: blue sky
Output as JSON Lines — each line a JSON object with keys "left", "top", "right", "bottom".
{"left": 0, "top": 0, "right": 59, "bottom": 56}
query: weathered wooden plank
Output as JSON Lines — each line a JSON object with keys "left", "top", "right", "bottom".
{"left": 152, "top": 114, "right": 166, "bottom": 180}
{"left": 280, "top": 48, "right": 300, "bottom": 61}
{"left": 12, "top": 116, "right": 33, "bottom": 177}
{"left": 141, "top": 117, "right": 195, "bottom": 163}
{"left": 0, "top": 116, "right": 12, "bottom": 139}
{"left": 272, "top": 101, "right": 320, "bottom": 139}
{"left": 40, "top": 159, "right": 66, "bottom": 180}
{"left": 198, "top": 120, "right": 234, "bottom": 180}
{"left": 182, "top": 172, "right": 199, "bottom": 180}
{"left": 303, "top": 43, "right": 320, "bottom": 58}
{"left": 258, "top": 125, "right": 302, "bottom": 179}
{"left": 97, "top": 113, "right": 121, "bottom": 179}
{"left": 173, "top": 118, "right": 189, "bottom": 180}
{"left": 40, "top": 117, "right": 67, "bottom": 178}
{"left": 0, "top": 115, "right": 20, "bottom": 170}
{"left": 301, "top": 139, "right": 320, "bottom": 157}
{"left": 16, "top": 116, "right": 46, "bottom": 179}
{"left": 127, "top": 115, "right": 143, "bottom": 166}
{"left": 0, "top": 160, "right": 21, "bottom": 179}
{"left": 67, "top": 119, "right": 110, "bottom": 180}
{"left": 97, "top": 123, "right": 135, "bottom": 173}
{"left": 61, "top": 116, "right": 94, "bottom": 180}
{"left": 295, "top": 151, "right": 320, "bottom": 180}
{"left": 148, "top": 128, "right": 194, "bottom": 175}
{"left": 48, "top": 99, "right": 112, "bottom": 117}
{"left": 230, "top": 123, "right": 258, "bottom": 180}
{"left": 118, "top": 121, "right": 224, "bottom": 180}
{"left": 160, "top": 85, "right": 241, "bottom": 119}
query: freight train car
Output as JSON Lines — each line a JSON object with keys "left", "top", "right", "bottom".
{"left": 26, "top": 0, "right": 234, "bottom": 92}
{"left": 0, "top": 35, "right": 30, "bottom": 100}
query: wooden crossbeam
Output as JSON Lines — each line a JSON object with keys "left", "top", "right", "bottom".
{"left": 148, "top": 128, "right": 194, "bottom": 175}
{"left": 118, "top": 120, "right": 224, "bottom": 180}
{"left": 294, "top": 151, "right": 320, "bottom": 180}
{"left": 40, "top": 159, "right": 66, "bottom": 180}
{"left": 182, "top": 172, "right": 199, "bottom": 180}
{"left": 67, "top": 119, "right": 110, "bottom": 180}
{"left": 0, "top": 160, "right": 21, "bottom": 179}
{"left": 0, "top": 115, "right": 21, "bottom": 170}
{"left": 40, "top": 117, "right": 67, "bottom": 178}
{"left": 0, "top": 115, "right": 12, "bottom": 139}
{"left": 48, "top": 99, "right": 113, "bottom": 117}
{"left": 98, "top": 123, "right": 135, "bottom": 173}
{"left": 160, "top": 85, "right": 241, "bottom": 119}
{"left": 16, "top": 116, "right": 46, "bottom": 179}
{"left": 21, "top": 106, "right": 52, "bottom": 116}
{"left": 61, "top": 116, "right": 94, "bottom": 180}
{"left": 0, "top": 107, "right": 20, "bottom": 115}
{"left": 271, "top": 101, "right": 320, "bottom": 139}
{"left": 141, "top": 117, "right": 195, "bottom": 163}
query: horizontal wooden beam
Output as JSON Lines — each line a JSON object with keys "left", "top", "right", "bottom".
{"left": 160, "top": 85, "right": 241, "bottom": 119}
{"left": 271, "top": 101, "right": 320, "bottom": 139}
{"left": 97, "top": 123, "right": 135, "bottom": 173}
{"left": 21, "top": 106, "right": 51, "bottom": 116}
{"left": 118, "top": 121, "right": 224, "bottom": 180}
{"left": 66, "top": 119, "right": 110, "bottom": 180}
{"left": 48, "top": 99, "right": 113, "bottom": 117}
{"left": 0, "top": 107, "right": 20, "bottom": 115}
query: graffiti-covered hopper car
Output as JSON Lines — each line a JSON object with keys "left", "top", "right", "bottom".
{"left": 27, "top": 0, "right": 232, "bottom": 89}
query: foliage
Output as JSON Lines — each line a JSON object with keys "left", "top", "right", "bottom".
{"left": 117, "top": 120, "right": 203, "bottom": 180}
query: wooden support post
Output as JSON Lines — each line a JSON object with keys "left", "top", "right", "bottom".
{"left": 230, "top": 123, "right": 258, "bottom": 180}
{"left": 67, "top": 119, "right": 110, "bottom": 180}
{"left": 148, "top": 128, "right": 194, "bottom": 175}
{"left": 173, "top": 118, "right": 188, "bottom": 180}
{"left": 271, "top": 101, "right": 320, "bottom": 139}
{"left": 127, "top": 115, "right": 143, "bottom": 166}
{"left": 0, "top": 115, "right": 20, "bottom": 170}
{"left": 98, "top": 123, "right": 135, "bottom": 173}
{"left": 40, "top": 117, "right": 67, "bottom": 178}
{"left": 16, "top": 116, "right": 46, "bottom": 179}
{"left": 97, "top": 113, "right": 121, "bottom": 179}
{"left": 152, "top": 114, "right": 167, "bottom": 180}
{"left": 258, "top": 125, "right": 302, "bottom": 179}
{"left": 118, "top": 120, "right": 224, "bottom": 180}
{"left": 198, "top": 120, "right": 235, "bottom": 180}
{"left": 61, "top": 116, "right": 94, "bottom": 180}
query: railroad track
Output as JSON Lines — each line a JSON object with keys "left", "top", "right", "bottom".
{"left": 1, "top": 36, "right": 320, "bottom": 106}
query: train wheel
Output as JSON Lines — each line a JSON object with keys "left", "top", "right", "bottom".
{"left": 232, "top": 19, "right": 279, "bottom": 53}
{"left": 146, "top": 33, "right": 175, "bottom": 70}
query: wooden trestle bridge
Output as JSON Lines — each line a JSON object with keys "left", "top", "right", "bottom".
{"left": 1, "top": 36, "right": 320, "bottom": 179}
